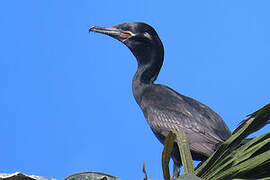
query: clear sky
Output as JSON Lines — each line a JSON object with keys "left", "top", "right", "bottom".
{"left": 0, "top": 1, "right": 269, "bottom": 179}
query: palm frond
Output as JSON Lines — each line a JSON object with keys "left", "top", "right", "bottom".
{"left": 195, "top": 103, "right": 270, "bottom": 179}
{"left": 161, "top": 103, "right": 270, "bottom": 180}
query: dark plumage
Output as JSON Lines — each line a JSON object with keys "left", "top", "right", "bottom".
{"left": 90, "top": 22, "right": 232, "bottom": 179}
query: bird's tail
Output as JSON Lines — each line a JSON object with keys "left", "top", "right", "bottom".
{"left": 232, "top": 104, "right": 270, "bottom": 135}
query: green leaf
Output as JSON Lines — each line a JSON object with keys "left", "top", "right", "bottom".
{"left": 162, "top": 131, "right": 176, "bottom": 180}
{"left": 173, "top": 130, "right": 194, "bottom": 175}
{"left": 195, "top": 103, "right": 270, "bottom": 179}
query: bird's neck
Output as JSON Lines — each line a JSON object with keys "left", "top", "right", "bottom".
{"left": 132, "top": 52, "right": 163, "bottom": 105}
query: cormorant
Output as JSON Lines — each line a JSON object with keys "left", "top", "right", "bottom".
{"left": 89, "top": 22, "right": 232, "bottom": 179}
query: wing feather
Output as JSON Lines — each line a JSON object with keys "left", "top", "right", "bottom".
{"left": 140, "top": 84, "right": 231, "bottom": 156}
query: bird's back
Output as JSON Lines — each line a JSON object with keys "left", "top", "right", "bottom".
{"left": 139, "top": 84, "right": 231, "bottom": 158}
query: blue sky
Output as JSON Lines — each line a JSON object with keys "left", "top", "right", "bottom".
{"left": 0, "top": 1, "right": 269, "bottom": 179}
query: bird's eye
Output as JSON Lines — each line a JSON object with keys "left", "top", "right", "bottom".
{"left": 144, "top": 32, "right": 152, "bottom": 40}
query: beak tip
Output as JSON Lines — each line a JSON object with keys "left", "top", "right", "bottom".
{"left": 88, "top": 26, "right": 97, "bottom": 33}
{"left": 88, "top": 26, "right": 96, "bottom": 33}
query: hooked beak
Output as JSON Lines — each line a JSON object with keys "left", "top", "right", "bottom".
{"left": 89, "top": 26, "right": 135, "bottom": 42}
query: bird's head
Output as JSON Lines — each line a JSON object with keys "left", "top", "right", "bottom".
{"left": 89, "top": 22, "right": 164, "bottom": 67}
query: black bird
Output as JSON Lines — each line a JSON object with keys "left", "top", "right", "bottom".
{"left": 90, "top": 22, "right": 232, "bottom": 178}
